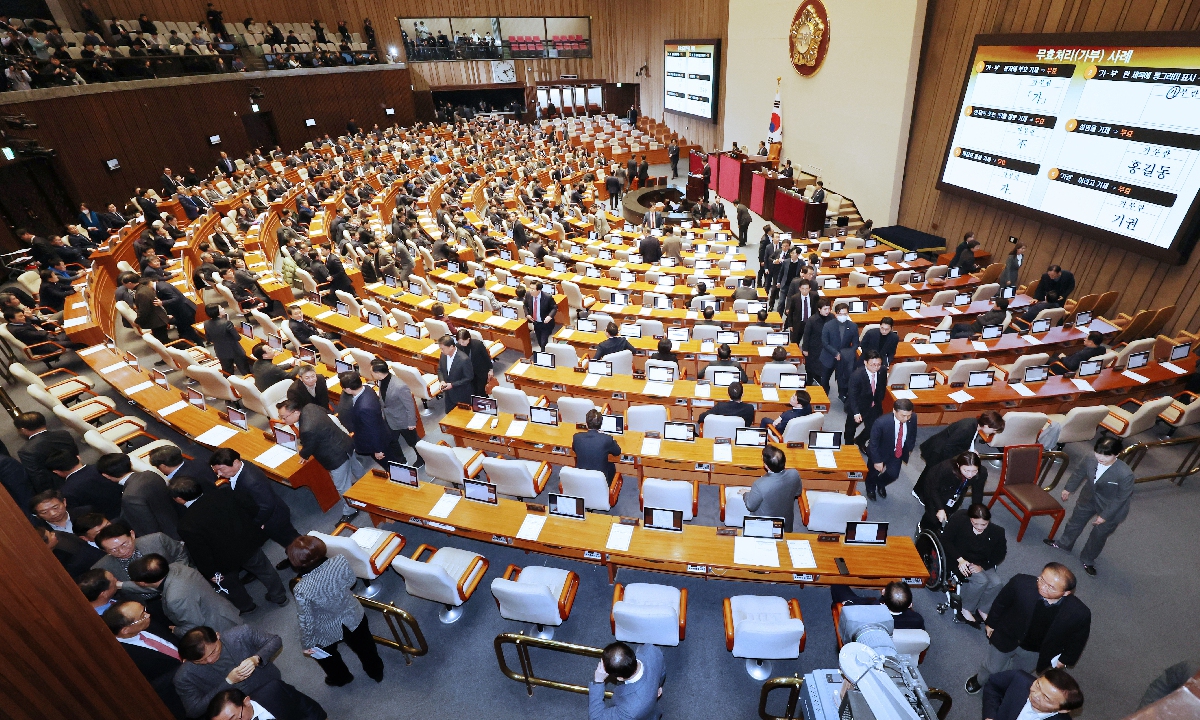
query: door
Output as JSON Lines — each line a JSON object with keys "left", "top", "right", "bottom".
{"left": 603, "top": 83, "right": 638, "bottom": 118}
{"left": 241, "top": 111, "right": 279, "bottom": 152}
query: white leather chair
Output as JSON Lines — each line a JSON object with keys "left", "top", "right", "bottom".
{"left": 760, "top": 363, "right": 798, "bottom": 387}
{"left": 993, "top": 353, "right": 1049, "bottom": 381}
{"left": 184, "top": 365, "right": 240, "bottom": 404}
{"left": 925, "top": 264, "right": 950, "bottom": 283}
{"left": 481, "top": 457, "right": 550, "bottom": 499}
{"left": 415, "top": 440, "right": 484, "bottom": 485}
{"left": 611, "top": 582, "right": 687, "bottom": 646}
{"left": 703, "top": 414, "right": 745, "bottom": 439}
{"left": 722, "top": 595, "right": 806, "bottom": 678}
{"left": 929, "top": 289, "right": 957, "bottom": 307}
{"left": 559, "top": 467, "right": 621, "bottom": 512}
{"left": 228, "top": 375, "right": 278, "bottom": 420}
{"left": 693, "top": 325, "right": 719, "bottom": 342}
{"left": 310, "top": 336, "right": 346, "bottom": 368}
{"left": 719, "top": 487, "right": 751, "bottom": 527}
{"left": 1100, "top": 395, "right": 1173, "bottom": 438}
{"left": 393, "top": 363, "right": 439, "bottom": 416}
{"left": 607, "top": 349, "right": 633, "bottom": 375}
{"left": 644, "top": 358, "right": 679, "bottom": 380}
{"left": 972, "top": 283, "right": 1000, "bottom": 302}
{"left": 308, "top": 525, "right": 405, "bottom": 597}
{"left": 799, "top": 490, "right": 868, "bottom": 532}
{"left": 640, "top": 478, "right": 698, "bottom": 521}
{"left": 543, "top": 342, "right": 579, "bottom": 369}
{"left": 261, "top": 378, "right": 292, "bottom": 412}
{"left": 780, "top": 413, "right": 825, "bottom": 443}
{"left": 562, "top": 281, "right": 594, "bottom": 319}
{"left": 1159, "top": 396, "right": 1200, "bottom": 435}
{"left": 391, "top": 543, "right": 489, "bottom": 623}
{"left": 490, "top": 564, "right": 579, "bottom": 639}
{"left": 8, "top": 362, "right": 94, "bottom": 404}
{"left": 744, "top": 326, "right": 771, "bottom": 344}
{"left": 990, "top": 412, "right": 1048, "bottom": 447}
{"left": 1113, "top": 337, "right": 1156, "bottom": 369}
{"left": 346, "top": 348, "right": 377, "bottom": 379}
{"left": 250, "top": 309, "right": 281, "bottom": 337}
{"left": 494, "top": 387, "right": 544, "bottom": 416}
{"left": 1045, "top": 406, "right": 1110, "bottom": 446}
{"left": 557, "top": 397, "right": 599, "bottom": 425}
{"left": 886, "top": 361, "right": 928, "bottom": 388}
{"left": 937, "top": 358, "right": 990, "bottom": 385}
{"left": 424, "top": 317, "right": 452, "bottom": 340}
{"left": 627, "top": 404, "right": 667, "bottom": 434}
{"left": 637, "top": 319, "right": 665, "bottom": 338}
{"left": 51, "top": 401, "right": 147, "bottom": 446}
{"left": 880, "top": 294, "right": 911, "bottom": 311}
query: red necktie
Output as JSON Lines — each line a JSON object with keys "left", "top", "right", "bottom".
{"left": 894, "top": 421, "right": 904, "bottom": 459}
{"left": 869, "top": 373, "right": 876, "bottom": 395}
{"left": 534, "top": 294, "right": 542, "bottom": 322}
{"left": 140, "top": 632, "right": 180, "bottom": 660}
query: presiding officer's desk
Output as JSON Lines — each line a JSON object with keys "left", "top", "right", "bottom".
{"left": 344, "top": 474, "right": 927, "bottom": 587}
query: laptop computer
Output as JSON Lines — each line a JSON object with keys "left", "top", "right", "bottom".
{"left": 743, "top": 516, "right": 785, "bottom": 539}
{"left": 643, "top": 507, "right": 684, "bottom": 532}
{"left": 548, "top": 493, "right": 585, "bottom": 520}
{"left": 844, "top": 521, "right": 889, "bottom": 545}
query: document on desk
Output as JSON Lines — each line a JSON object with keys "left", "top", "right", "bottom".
{"left": 255, "top": 445, "right": 297, "bottom": 469}
{"left": 643, "top": 381, "right": 674, "bottom": 397}
{"left": 1010, "top": 383, "right": 1036, "bottom": 397}
{"left": 948, "top": 390, "right": 975, "bottom": 404}
{"left": 1071, "top": 378, "right": 1095, "bottom": 392}
{"left": 125, "top": 381, "right": 154, "bottom": 395}
{"left": 509, "top": 363, "right": 530, "bottom": 376}
{"left": 79, "top": 345, "right": 107, "bottom": 357}
{"left": 760, "top": 387, "right": 779, "bottom": 402}
{"left": 713, "top": 443, "right": 733, "bottom": 463}
{"left": 157, "top": 400, "right": 189, "bottom": 417}
{"left": 907, "top": 310, "right": 923, "bottom": 319}
{"left": 516, "top": 514, "right": 547, "bottom": 542}
{"left": 640, "top": 437, "right": 662, "bottom": 456}
{"left": 354, "top": 324, "right": 375, "bottom": 335}
{"left": 902, "top": 284, "right": 916, "bottom": 291}
{"left": 1122, "top": 370, "right": 1150, "bottom": 384}
{"left": 100, "top": 362, "right": 131, "bottom": 374}
{"left": 450, "top": 309, "right": 472, "bottom": 319}
{"left": 386, "top": 332, "right": 403, "bottom": 342}
{"left": 813, "top": 450, "right": 838, "bottom": 469}
{"left": 316, "top": 311, "right": 335, "bottom": 320}
{"left": 972, "top": 341, "right": 989, "bottom": 351}
{"left": 912, "top": 343, "right": 940, "bottom": 355}
{"left": 485, "top": 316, "right": 508, "bottom": 327}
{"left": 63, "top": 316, "right": 89, "bottom": 328}
{"left": 891, "top": 389, "right": 917, "bottom": 400}
{"left": 758, "top": 346, "right": 776, "bottom": 357}
{"left": 606, "top": 522, "right": 634, "bottom": 551}
{"left": 1023, "top": 334, "right": 1042, "bottom": 345}
{"left": 505, "top": 420, "right": 527, "bottom": 438}
{"left": 428, "top": 494, "right": 461, "bottom": 519}
{"left": 874, "top": 286, "right": 888, "bottom": 294}
{"left": 194, "top": 425, "right": 239, "bottom": 447}
{"left": 685, "top": 311, "right": 698, "bottom": 320}
{"left": 737, "top": 313, "right": 750, "bottom": 322}
{"left": 557, "top": 329, "right": 574, "bottom": 340}
{"left": 582, "top": 374, "right": 603, "bottom": 387}
{"left": 466, "top": 413, "right": 490, "bottom": 430}
{"left": 422, "top": 343, "right": 440, "bottom": 355}
{"left": 1162, "top": 362, "right": 1187, "bottom": 375}
{"left": 786, "top": 540, "right": 817, "bottom": 569}
{"left": 733, "top": 536, "right": 780, "bottom": 567}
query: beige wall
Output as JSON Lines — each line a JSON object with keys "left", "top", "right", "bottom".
{"left": 722, "top": 0, "right": 926, "bottom": 224}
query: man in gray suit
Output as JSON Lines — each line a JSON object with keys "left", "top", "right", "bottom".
{"left": 129, "top": 554, "right": 242, "bottom": 635}
{"left": 589, "top": 642, "right": 666, "bottom": 720}
{"left": 99, "top": 454, "right": 181, "bottom": 541}
{"left": 277, "top": 398, "right": 362, "bottom": 524}
{"left": 740, "top": 445, "right": 804, "bottom": 532}
{"left": 93, "top": 521, "right": 191, "bottom": 599}
{"left": 1045, "top": 436, "right": 1135, "bottom": 576}
{"left": 435, "top": 334, "right": 475, "bottom": 408}
{"left": 371, "top": 359, "right": 422, "bottom": 467}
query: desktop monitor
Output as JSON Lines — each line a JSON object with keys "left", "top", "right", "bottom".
{"left": 873, "top": 256, "right": 888, "bottom": 266}
{"left": 447, "top": 261, "right": 461, "bottom": 274}
{"left": 904, "top": 252, "right": 919, "bottom": 262}
{"left": 465, "top": 297, "right": 484, "bottom": 313}
{"left": 533, "top": 352, "right": 555, "bottom": 369}
{"left": 1031, "top": 318, "right": 1052, "bottom": 334}
{"left": 981, "top": 325, "right": 1003, "bottom": 340}
{"left": 1000, "top": 286, "right": 1016, "bottom": 299}
{"left": 589, "top": 360, "right": 613, "bottom": 377}
{"left": 746, "top": 301, "right": 766, "bottom": 315}
{"left": 908, "top": 373, "right": 936, "bottom": 390}
{"left": 654, "top": 295, "right": 673, "bottom": 309}
{"left": 901, "top": 298, "right": 921, "bottom": 311}
{"left": 712, "top": 369, "right": 740, "bottom": 387}
{"left": 404, "top": 323, "right": 422, "bottom": 339}
{"left": 778, "top": 373, "right": 806, "bottom": 389}
{"left": 297, "top": 346, "right": 317, "bottom": 363}
{"left": 667, "top": 327, "right": 690, "bottom": 343}
{"left": 239, "top": 321, "right": 255, "bottom": 338}
{"left": 743, "top": 516, "right": 785, "bottom": 539}
{"left": 823, "top": 278, "right": 841, "bottom": 290}
{"left": 436, "top": 290, "right": 453, "bottom": 305}
{"left": 1022, "top": 365, "right": 1050, "bottom": 384}
{"left": 267, "top": 333, "right": 283, "bottom": 349}
{"left": 647, "top": 365, "right": 676, "bottom": 383}
{"left": 1077, "top": 359, "right": 1103, "bottom": 377}
{"left": 1170, "top": 343, "right": 1192, "bottom": 362}
{"left": 838, "top": 258, "right": 854, "bottom": 268}
{"left": 734, "top": 427, "right": 769, "bottom": 447}
{"left": 967, "top": 370, "right": 996, "bottom": 387}
{"left": 409, "top": 281, "right": 426, "bottom": 295}
{"left": 717, "top": 330, "right": 740, "bottom": 345}
{"left": 387, "top": 461, "right": 419, "bottom": 488}
{"left": 335, "top": 359, "right": 355, "bottom": 375}
{"left": 766, "top": 332, "right": 790, "bottom": 346}
{"left": 187, "top": 387, "right": 205, "bottom": 409}
{"left": 929, "top": 329, "right": 951, "bottom": 344}
{"left": 577, "top": 318, "right": 598, "bottom": 333}
{"left": 530, "top": 406, "right": 559, "bottom": 426}
{"left": 844, "top": 521, "right": 889, "bottom": 545}
{"left": 548, "top": 493, "right": 585, "bottom": 520}
{"left": 643, "top": 507, "right": 684, "bottom": 532}
{"left": 867, "top": 276, "right": 884, "bottom": 287}
{"left": 1075, "top": 310, "right": 1092, "bottom": 326}
{"left": 336, "top": 301, "right": 350, "bottom": 316}
{"left": 657, "top": 275, "right": 677, "bottom": 287}
{"left": 553, "top": 262, "right": 568, "bottom": 273}
{"left": 383, "top": 275, "right": 398, "bottom": 288}
{"left": 463, "top": 478, "right": 498, "bottom": 504}
{"left": 366, "top": 311, "right": 384, "bottom": 328}
{"left": 151, "top": 368, "right": 170, "bottom": 388}
{"left": 500, "top": 250, "right": 512, "bottom": 261}
{"left": 619, "top": 323, "right": 642, "bottom": 338}
{"left": 470, "top": 396, "right": 498, "bottom": 415}
{"left": 954, "top": 293, "right": 972, "bottom": 306}
{"left": 809, "top": 431, "right": 843, "bottom": 449}
{"left": 600, "top": 414, "right": 624, "bottom": 435}
{"left": 1127, "top": 350, "right": 1151, "bottom": 370}
{"left": 500, "top": 306, "right": 519, "bottom": 320}
{"left": 949, "top": 267, "right": 962, "bottom": 278}
{"left": 663, "top": 422, "right": 696, "bottom": 442}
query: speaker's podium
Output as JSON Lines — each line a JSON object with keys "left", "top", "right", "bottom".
{"left": 773, "top": 187, "right": 827, "bottom": 237}
{"left": 750, "top": 170, "right": 793, "bottom": 221}
{"left": 714, "top": 152, "right": 774, "bottom": 206}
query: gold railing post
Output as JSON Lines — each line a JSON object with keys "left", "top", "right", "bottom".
{"left": 355, "top": 594, "right": 428, "bottom": 664}
{"left": 758, "top": 675, "right": 804, "bottom": 720}
{"left": 493, "top": 633, "right": 611, "bottom": 698}
{"left": 1117, "top": 435, "right": 1200, "bottom": 485}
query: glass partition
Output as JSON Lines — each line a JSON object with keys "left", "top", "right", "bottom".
{"left": 400, "top": 17, "right": 590, "bottom": 61}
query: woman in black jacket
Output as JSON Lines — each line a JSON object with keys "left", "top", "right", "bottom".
{"left": 801, "top": 299, "right": 832, "bottom": 392}
{"left": 941, "top": 503, "right": 1007, "bottom": 627}
{"left": 918, "top": 451, "right": 987, "bottom": 532}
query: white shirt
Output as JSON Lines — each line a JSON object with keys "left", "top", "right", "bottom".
{"left": 249, "top": 701, "right": 275, "bottom": 720}
{"left": 444, "top": 348, "right": 457, "bottom": 374}
{"left": 1015, "top": 700, "right": 1057, "bottom": 720}
{"left": 227, "top": 463, "right": 245, "bottom": 490}
{"left": 1094, "top": 460, "right": 1113, "bottom": 483}
{"left": 117, "top": 630, "right": 175, "bottom": 653}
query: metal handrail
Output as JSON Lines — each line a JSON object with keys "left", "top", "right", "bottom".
{"left": 355, "top": 594, "right": 428, "bottom": 665}
{"left": 493, "top": 632, "right": 612, "bottom": 699}
{"left": 978, "top": 450, "right": 1071, "bottom": 490}
{"left": 1119, "top": 434, "right": 1200, "bottom": 485}
{"left": 758, "top": 675, "right": 952, "bottom": 720}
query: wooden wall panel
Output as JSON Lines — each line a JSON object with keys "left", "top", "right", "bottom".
{"left": 898, "top": 0, "right": 1200, "bottom": 334}
{"left": 69, "top": 0, "right": 728, "bottom": 149}
{"left": 0, "top": 67, "right": 414, "bottom": 210}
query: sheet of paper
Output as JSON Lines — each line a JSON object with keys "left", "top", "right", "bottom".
{"left": 79, "top": 345, "right": 107, "bottom": 357}
{"left": 428, "top": 493, "right": 461, "bottom": 518}
{"left": 1162, "top": 362, "right": 1187, "bottom": 375}
{"left": 946, "top": 307, "right": 962, "bottom": 316}
{"left": 786, "top": 539, "right": 817, "bottom": 569}
{"left": 737, "top": 313, "right": 749, "bottom": 322}
{"left": 582, "top": 374, "right": 602, "bottom": 387}
{"left": 1010, "top": 383, "right": 1036, "bottom": 397}
{"left": 194, "top": 425, "right": 240, "bottom": 447}
{"left": 1071, "top": 378, "right": 1095, "bottom": 392}
{"left": 713, "top": 443, "right": 733, "bottom": 463}
{"left": 157, "top": 400, "right": 189, "bottom": 417}
{"left": 972, "top": 341, "right": 989, "bottom": 351}
{"left": 814, "top": 450, "right": 837, "bottom": 469}
{"left": 685, "top": 311, "right": 698, "bottom": 320}
{"left": 354, "top": 324, "right": 375, "bottom": 335}
{"left": 125, "top": 381, "right": 154, "bottom": 395}
{"left": 606, "top": 523, "right": 634, "bottom": 551}
{"left": 558, "top": 329, "right": 574, "bottom": 339}
{"left": 466, "top": 413, "right": 489, "bottom": 430}
{"left": 733, "top": 536, "right": 780, "bottom": 567}
{"left": 1023, "top": 334, "right": 1042, "bottom": 345}
{"left": 758, "top": 346, "right": 776, "bottom": 357}
{"left": 100, "top": 362, "right": 130, "bottom": 374}
{"left": 640, "top": 437, "right": 662, "bottom": 456}
{"left": 912, "top": 343, "right": 940, "bottom": 355}
{"left": 1122, "top": 370, "right": 1149, "bottom": 384}
{"left": 515, "top": 514, "right": 547, "bottom": 541}
{"left": 72, "top": 301, "right": 88, "bottom": 309}
{"left": 505, "top": 420, "right": 527, "bottom": 438}
{"left": 694, "top": 383, "right": 711, "bottom": 398}
{"left": 450, "top": 308, "right": 472, "bottom": 319}
{"left": 254, "top": 444, "right": 297, "bottom": 469}
{"left": 759, "top": 387, "right": 780, "bottom": 403}
{"left": 62, "top": 316, "right": 89, "bottom": 328}
{"left": 484, "top": 315, "right": 509, "bottom": 327}
{"left": 315, "top": 311, "right": 335, "bottom": 320}
{"left": 509, "top": 363, "right": 530, "bottom": 376}
{"left": 901, "top": 284, "right": 915, "bottom": 291}
{"left": 643, "top": 381, "right": 674, "bottom": 397}
{"left": 385, "top": 332, "right": 403, "bottom": 341}
{"left": 892, "top": 389, "right": 917, "bottom": 400}
{"left": 948, "top": 390, "right": 975, "bottom": 404}
{"left": 873, "top": 286, "right": 888, "bottom": 294}
{"left": 906, "top": 310, "right": 923, "bottom": 319}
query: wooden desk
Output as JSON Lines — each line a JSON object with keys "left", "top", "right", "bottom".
{"left": 750, "top": 171, "right": 793, "bottom": 220}
{"left": 344, "top": 474, "right": 926, "bottom": 587}
{"left": 819, "top": 276, "right": 982, "bottom": 302}
{"left": 892, "top": 322, "right": 1120, "bottom": 365}
{"left": 551, "top": 326, "right": 803, "bottom": 377}
{"left": 364, "top": 281, "right": 533, "bottom": 356}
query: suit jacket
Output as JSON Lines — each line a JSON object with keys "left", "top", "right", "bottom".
{"left": 811, "top": 188, "right": 826, "bottom": 203}
{"left": 463, "top": 338, "right": 494, "bottom": 388}
{"left": 1064, "top": 455, "right": 1135, "bottom": 523}
{"left": 829, "top": 586, "right": 925, "bottom": 630}
{"left": 178, "top": 194, "right": 200, "bottom": 220}
{"left": 802, "top": 313, "right": 831, "bottom": 363}
{"left": 524, "top": 291, "right": 557, "bottom": 326}
{"left": 122, "top": 471, "right": 183, "bottom": 540}
{"left": 919, "top": 458, "right": 987, "bottom": 513}
{"left": 596, "top": 336, "right": 634, "bottom": 360}
{"left": 120, "top": 629, "right": 186, "bottom": 718}
{"left": 203, "top": 317, "right": 247, "bottom": 362}
{"left": 662, "top": 236, "right": 682, "bottom": 262}
{"left": 59, "top": 465, "right": 123, "bottom": 518}
{"left": 438, "top": 348, "right": 475, "bottom": 408}
{"left": 983, "top": 670, "right": 1069, "bottom": 720}
{"left": 19, "top": 429, "right": 79, "bottom": 493}
{"left": 639, "top": 236, "right": 663, "bottom": 263}
{"left": 0, "top": 455, "right": 33, "bottom": 517}
{"left": 868, "top": 413, "right": 918, "bottom": 475}
{"left": 155, "top": 281, "right": 196, "bottom": 321}
{"left": 338, "top": 388, "right": 388, "bottom": 456}
{"left": 252, "top": 359, "right": 288, "bottom": 392}
{"left": 820, "top": 318, "right": 860, "bottom": 368}
{"left": 378, "top": 374, "right": 417, "bottom": 431}
{"left": 297, "top": 404, "right": 353, "bottom": 471}
{"left": 588, "top": 643, "right": 665, "bottom": 720}
{"left": 229, "top": 463, "right": 293, "bottom": 538}
{"left": 161, "top": 562, "right": 242, "bottom": 635}
{"left": 847, "top": 367, "right": 886, "bottom": 422}
{"left": 572, "top": 429, "right": 622, "bottom": 483}
{"left": 918, "top": 417, "right": 979, "bottom": 468}
{"left": 93, "top": 533, "right": 190, "bottom": 596}
{"left": 998, "top": 254, "right": 1022, "bottom": 287}
{"left": 173, "top": 624, "right": 284, "bottom": 720}
{"left": 985, "top": 574, "right": 1091, "bottom": 669}
{"left": 858, "top": 328, "right": 899, "bottom": 367}
{"left": 287, "top": 376, "right": 330, "bottom": 412}
{"left": 176, "top": 486, "right": 265, "bottom": 578}
{"left": 697, "top": 399, "right": 756, "bottom": 428}
{"left": 163, "top": 458, "right": 219, "bottom": 488}
{"left": 52, "top": 532, "right": 106, "bottom": 577}
{"left": 744, "top": 469, "right": 803, "bottom": 531}
{"left": 1060, "top": 344, "right": 1105, "bottom": 372}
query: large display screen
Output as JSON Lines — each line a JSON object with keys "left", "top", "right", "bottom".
{"left": 664, "top": 40, "right": 720, "bottom": 123}
{"left": 937, "top": 33, "right": 1200, "bottom": 263}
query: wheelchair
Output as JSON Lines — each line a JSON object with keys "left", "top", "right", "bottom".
{"left": 914, "top": 524, "right": 967, "bottom": 622}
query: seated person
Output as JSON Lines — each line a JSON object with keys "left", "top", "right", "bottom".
{"left": 430, "top": 303, "right": 457, "bottom": 335}
{"left": 941, "top": 503, "right": 1007, "bottom": 627}
{"left": 751, "top": 308, "right": 772, "bottom": 328}
{"left": 697, "top": 380, "right": 756, "bottom": 428}
{"left": 695, "top": 306, "right": 721, "bottom": 327}
{"left": 702, "top": 344, "right": 748, "bottom": 384}
{"left": 760, "top": 389, "right": 812, "bottom": 431}
{"left": 3, "top": 307, "right": 84, "bottom": 351}
{"left": 831, "top": 580, "right": 925, "bottom": 630}
{"left": 250, "top": 342, "right": 295, "bottom": 391}
{"left": 1050, "top": 331, "right": 1105, "bottom": 375}
{"left": 284, "top": 304, "right": 337, "bottom": 345}
{"left": 952, "top": 297, "right": 1010, "bottom": 340}
{"left": 732, "top": 277, "right": 758, "bottom": 301}
{"left": 738, "top": 445, "right": 802, "bottom": 531}
{"left": 595, "top": 322, "right": 634, "bottom": 360}
{"left": 571, "top": 409, "right": 621, "bottom": 485}
{"left": 649, "top": 337, "right": 677, "bottom": 364}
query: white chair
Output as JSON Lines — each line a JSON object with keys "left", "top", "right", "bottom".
{"left": 989, "top": 412, "right": 1048, "bottom": 447}
{"left": 744, "top": 326, "right": 771, "bottom": 344}
{"left": 800, "top": 490, "right": 868, "bottom": 532}
{"left": 51, "top": 401, "right": 148, "bottom": 447}
{"left": 611, "top": 582, "right": 687, "bottom": 646}
{"left": 228, "top": 375, "right": 278, "bottom": 420}
{"left": 543, "top": 342, "right": 579, "bottom": 369}
{"left": 1044, "top": 406, "right": 1110, "bottom": 446}
{"left": 937, "top": 358, "right": 990, "bottom": 385}
{"left": 494, "top": 387, "right": 544, "bottom": 416}
{"left": 1158, "top": 396, "right": 1200, "bottom": 435}
{"left": 780, "top": 413, "right": 825, "bottom": 443}
{"left": 693, "top": 325, "right": 719, "bottom": 342}
{"left": 722, "top": 595, "right": 806, "bottom": 678}
{"left": 391, "top": 543, "right": 488, "bottom": 623}
{"left": 760, "top": 363, "right": 798, "bottom": 387}
{"left": 640, "top": 478, "right": 697, "bottom": 521}
{"left": 490, "top": 564, "right": 580, "bottom": 639}
{"left": 627, "top": 404, "right": 667, "bottom": 434}
{"left": 310, "top": 336, "right": 346, "bottom": 368}
{"left": 1100, "top": 395, "right": 1173, "bottom": 438}
{"left": 644, "top": 358, "right": 679, "bottom": 380}
{"left": 702, "top": 415, "right": 745, "bottom": 439}
{"left": 308, "top": 525, "right": 405, "bottom": 597}
{"left": 606, "top": 349, "right": 633, "bottom": 375}
{"left": 184, "top": 365, "right": 239, "bottom": 404}
{"left": 557, "top": 397, "right": 599, "bottom": 425}
{"left": 481, "top": 457, "right": 550, "bottom": 499}
{"left": 392, "top": 363, "right": 439, "bottom": 416}
{"left": 719, "top": 487, "right": 751, "bottom": 527}
{"left": 886, "top": 361, "right": 928, "bottom": 388}
{"left": 1113, "top": 337, "right": 1156, "bottom": 369}
{"left": 972, "top": 283, "right": 1000, "bottom": 302}
{"left": 250, "top": 309, "right": 281, "bottom": 337}
{"left": 880, "top": 294, "right": 911, "bottom": 311}
{"left": 562, "top": 281, "right": 594, "bottom": 318}
{"left": 559, "top": 467, "right": 621, "bottom": 512}
{"left": 637, "top": 319, "right": 664, "bottom": 338}
{"left": 925, "top": 264, "right": 950, "bottom": 283}
{"left": 8, "top": 362, "right": 94, "bottom": 404}
{"left": 415, "top": 440, "right": 484, "bottom": 485}
{"left": 992, "top": 353, "right": 1049, "bottom": 382}
{"left": 424, "top": 317, "right": 452, "bottom": 339}
{"left": 929, "top": 289, "right": 957, "bottom": 307}
{"left": 346, "top": 348, "right": 377, "bottom": 380}
{"left": 261, "top": 378, "right": 292, "bottom": 411}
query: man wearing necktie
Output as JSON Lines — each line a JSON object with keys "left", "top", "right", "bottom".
{"left": 105, "top": 601, "right": 187, "bottom": 718}
{"left": 524, "top": 282, "right": 557, "bottom": 351}
{"left": 866, "top": 399, "right": 917, "bottom": 501}
{"left": 846, "top": 351, "right": 886, "bottom": 451}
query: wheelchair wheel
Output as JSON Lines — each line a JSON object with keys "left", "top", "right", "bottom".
{"left": 915, "top": 528, "right": 948, "bottom": 592}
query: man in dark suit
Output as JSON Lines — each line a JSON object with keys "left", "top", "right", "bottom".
{"left": 770, "top": 246, "right": 801, "bottom": 310}
{"left": 336, "top": 372, "right": 388, "bottom": 470}
{"left": 450, "top": 329, "right": 491, "bottom": 397}
{"left": 0, "top": 453, "right": 34, "bottom": 517}
{"left": 668, "top": 140, "right": 680, "bottom": 178}
{"left": 178, "top": 191, "right": 201, "bottom": 221}
{"left": 810, "top": 181, "right": 826, "bottom": 204}
{"left": 638, "top": 233, "right": 663, "bottom": 264}
{"left": 277, "top": 399, "right": 360, "bottom": 524}
{"left": 865, "top": 399, "right": 917, "bottom": 501}
{"left": 702, "top": 159, "right": 712, "bottom": 201}
{"left": 965, "top": 563, "right": 1091, "bottom": 694}
{"left": 736, "top": 202, "right": 752, "bottom": 247}
{"left": 104, "top": 601, "right": 188, "bottom": 719}
{"left": 605, "top": 172, "right": 622, "bottom": 210}
{"left": 51, "top": 451, "right": 122, "bottom": 519}
{"left": 858, "top": 317, "right": 899, "bottom": 369}
{"left": 1023, "top": 265, "right": 1077, "bottom": 321}
{"left": 135, "top": 189, "right": 159, "bottom": 222}
{"left": 216, "top": 151, "right": 235, "bottom": 175}
{"left": 436, "top": 334, "right": 475, "bottom": 409}
{"left": 1046, "top": 436, "right": 1135, "bottom": 576}
{"left": 741, "top": 445, "right": 803, "bottom": 531}
{"left": 916, "top": 411, "right": 1005, "bottom": 488}
{"left": 595, "top": 321, "right": 635, "bottom": 360}
{"left": 696, "top": 381, "right": 756, "bottom": 428}
{"left": 625, "top": 156, "right": 637, "bottom": 190}
{"left": 202, "top": 305, "right": 250, "bottom": 375}
{"left": 983, "top": 669, "right": 1083, "bottom": 720}
{"left": 169, "top": 476, "right": 288, "bottom": 613}
{"left": 831, "top": 580, "right": 925, "bottom": 630}
{"left": 637, "top": 155, "right": 649, "bottom": 188}
{"left": 40, "top": 526, "right": 105, "bottom": 577}
{"left": 820, "top": 303, "right": 860, "bottom": 402}
{"left": 149, "top": 444, "right": 218, "bottom": 487}
{"left": 524, "top": 282, "right": 557, "bottom": 351}
{"left": 154, "top": 278, "right": 202, "bottom": 344}
{"left": 207, "top": 447, "right": 299, "bottom": 555}
{"left": 15, "top": 411, "right": 79, "bottom": 493}
{"left": 1050, "top": 331, "right": 1106, "bottom": 375}
{"left": 572, "top": 409, "right": 622, "bottom": 484}
{"left": 287, "top": 364, "right": 331, "bottom": 412}
{"left": 98, "top": 452, "right": 182, "bottom": 541}
{"left": 845, "top": 351, "right": 887, "bottom": 451}
{"left": 757, "top": 229, "right": 780, "bottom": 288}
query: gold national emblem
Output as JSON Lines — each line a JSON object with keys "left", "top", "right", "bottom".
{"left": 789, "top": 0, "right": 829, "bottom": 76}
